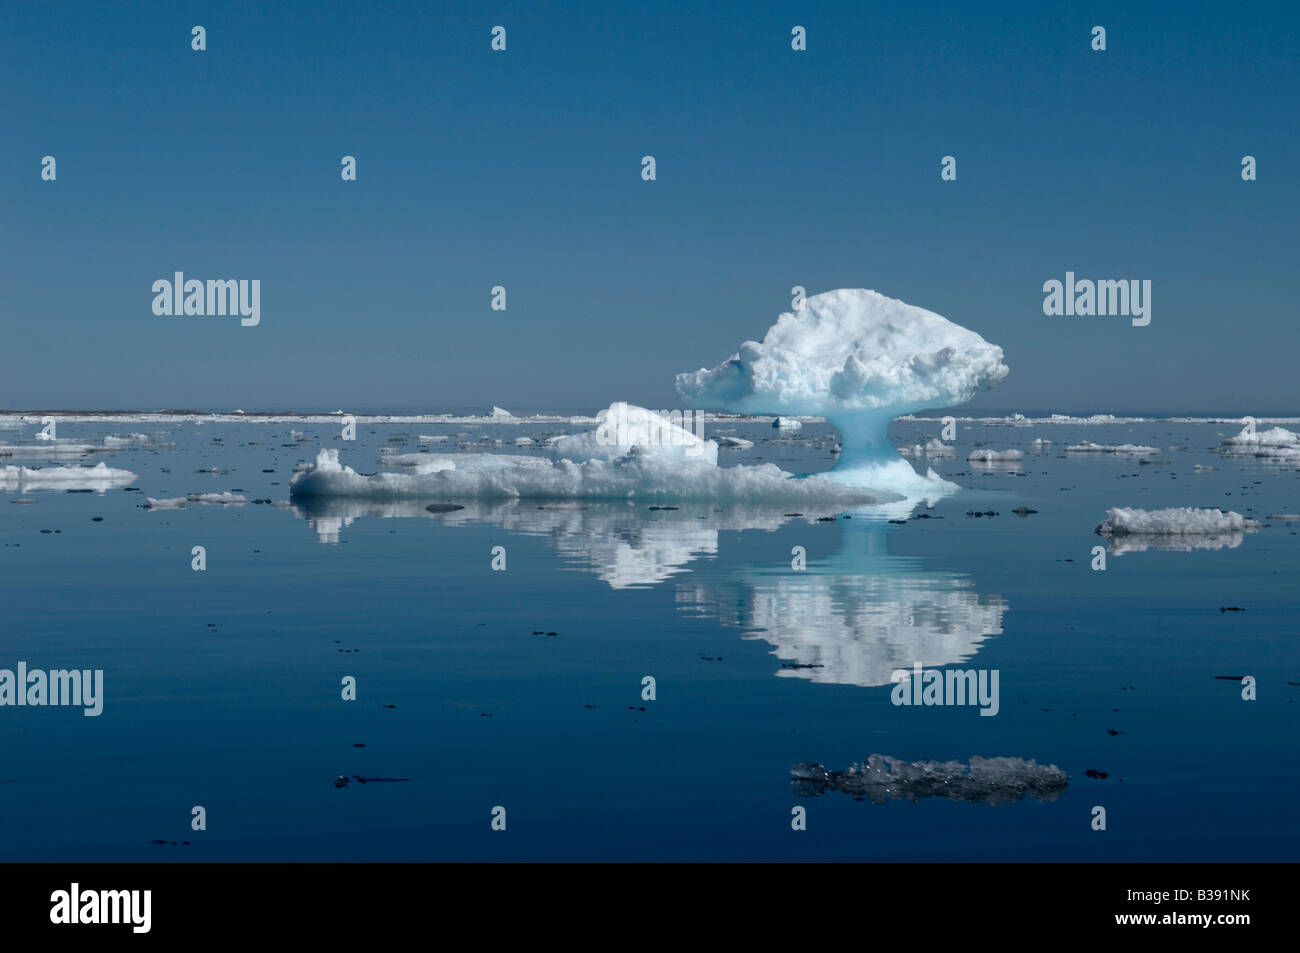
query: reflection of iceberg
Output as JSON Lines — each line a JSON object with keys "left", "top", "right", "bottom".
{"left": 289, "top": 497, "right": 846, "bottom": 588}
{"left": 791, "top": 756, "right": 1069, "bottom": 805}
{"left": 289, "top": 494, "right": 1006, "bottom": 683}
{"left": 290, "top": 403, "right": 897, "bottom": 506}
{"left": 2, "top": 462, "right": 137, "bottom": 491}
{"left": 675, "top": 289, "right": 1008, "bottom": 499}
{"left": 679, "top": 518, "right": 1006, "bottom": 686}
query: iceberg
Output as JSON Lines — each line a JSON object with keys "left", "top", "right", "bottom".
{"left": 675, "top": 289, "right": 1007, "bottom": 497}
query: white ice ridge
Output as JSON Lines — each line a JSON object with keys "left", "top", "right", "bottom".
{"left": 675, "top": 289, "right": 1007, "bottom": 496}
{"left": 1095, "top": 507, "right": 1260, "bottom": 535}
{"left": 1, "top": 462, "right": 137, "bottom": 490}
{"left": 290, "top": 403, "right": 899, "bottom": 504}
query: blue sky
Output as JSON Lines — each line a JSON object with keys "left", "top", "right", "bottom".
{"left": 2, "top": 0, "right": 1297, "bottom": 413}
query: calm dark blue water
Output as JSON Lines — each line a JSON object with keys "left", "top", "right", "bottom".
{"left": 2, "top": 414, "right": 1297, "bottom": 860}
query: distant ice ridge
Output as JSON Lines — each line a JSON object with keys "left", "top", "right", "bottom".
{"left": 675, "top": 289, "right": 1007, "bottom": 498}
{"left": 1096, "top": 507, "right": 1260, "bottom": 535}
{"left": 290, "top": 403, "right": 898, "bottom": 504}
{"left": 1, "top": 462, "right": 136, "bottom": 490}
{"left": 791, "top": 755, "right": 1068, "bottom": 805}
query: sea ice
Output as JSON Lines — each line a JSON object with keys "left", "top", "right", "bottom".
{"left": 1095, "top": 507, "right": 1260, "bottom": 535}
{"left": 2, "top": 462, "right": 137, "bottom": 490}
{"left": 967, "top": 449, "right": 1023, "bottom": 462}
{"left": 290, "top": 404, "right": 899, "bottom": 505}
{"left": 1065, "top": 441, "right": 1159, "bottom": 453}
{"left": 186, "top": 492, "right": 247, "bottom": 505}
{"left": 1222, "top": 424, "right": 1299, "bottom": 447}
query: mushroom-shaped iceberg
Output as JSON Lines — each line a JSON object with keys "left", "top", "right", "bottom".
{"left": 675, "top": 289, "right": 1009, "bottom": 495}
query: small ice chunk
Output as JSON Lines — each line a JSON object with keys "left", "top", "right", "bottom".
{"left": 967, "top": 448, "right": 1023, "bottom": 462}
{"left": 772, "top": 416, "right": 803, "bottom": 430}
{"left": 145, "top": 497, "right": 187, "bottom": 509}
{"left": 186, "top": 492, "right": 247, "bottom": 505}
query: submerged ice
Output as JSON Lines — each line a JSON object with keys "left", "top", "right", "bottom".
{"left": 675, "top": 289, "right": 1008, "bottom": 497}
{"left": 791, "top": 755, "right": 1068, "bottom": 806}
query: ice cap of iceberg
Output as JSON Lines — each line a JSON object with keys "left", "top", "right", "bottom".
{"left": 675, "top": 289, "right": 1008, "bottom": 496}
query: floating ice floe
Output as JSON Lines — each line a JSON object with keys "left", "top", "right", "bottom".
{"left": 714, "top": 435, "right": 754, "bottom": 449}
{"left": 145, "top": 497, "right": 186, "bottom": 509}
{"left": 791, "top": 756, "right": 1068, "bottom": 805}
{"left": 1222, "top": 424, "right": 1299, "bottom": 448}
{"left": 1096, "top": 507, "right": 1259, "bottom": 536}
{"left": 1268, "top": 513, "right": 1300, "bottom": 521}
{"left": 290, "top": 403, "right": 898, "bottom": 505}
{"left": 186, "top": 492, "right": 247, "bottom": 505}
{"left": 1065, "top": 441, "right": 1159, "bottom": 454}
{"left": 925, "top": 438, "right": 954, "bottom": 457}
{"left": 418, "top": 435, "right": 449, "bottom": 443}
{"left": 967, "top": 449, "right": 1023, "bottom": 462}
{"left": 772, "top": 416, "right": 802, "bottom": 430}
{"left": 675, "top": 288, "right": 1008, "bottom": 499}
{"left": 1097, "top": 508, "right": 1260, "bottom": 554}
{"left": 1029, "top": 438, "right": 1052, "bottom": 448}
{"left": 1, "top": 462, "right": 137, "bottom": 490}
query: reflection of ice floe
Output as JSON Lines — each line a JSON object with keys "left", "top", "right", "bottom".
{"left": 290, "top": 403, "right": 898, "bottom": 506}
{"left": 1095, "top": 507, "right": 1260, "bottom": 555}
{"left": 791, "top": 755, "right": 1068, "bottom": 805}
{"left": 675, "top": 289, "right": 1008, "bottom": 500}
{"left": 2, "top": 462, "right": 137, "bottom": 491}
{"left": 679, "top": 519, "right": 1006, "bottom": 686}
{"left": 1102, "top": 533, "right": 1251, "bottom": 555}
{"left": 0, "top": 442, "right": 108, "bottom": 457}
